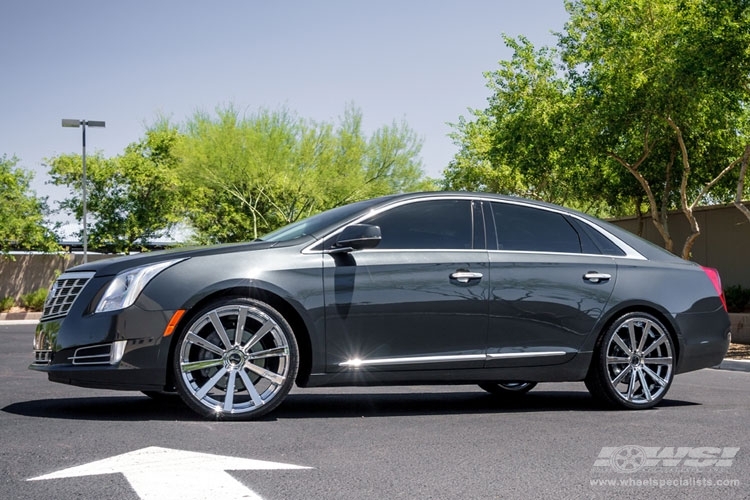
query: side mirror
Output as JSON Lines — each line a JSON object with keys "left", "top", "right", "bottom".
{"left": 333, "top": 224, "right": 381, "bottom": 251}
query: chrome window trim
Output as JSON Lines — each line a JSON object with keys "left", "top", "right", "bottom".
{"left": 302, "top": 194, "right": 479, "bottom": 254}
{"left": 302, "top": 194, "right": 646, "bottom": 260}
{"left": 481, "top": 197, "right": 645, "bottom": 260}
{"left": 565, "top": 214, "right": 646, "bottom": 260}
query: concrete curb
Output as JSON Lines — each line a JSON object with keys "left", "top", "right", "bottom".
{"left": 714, "top": 359, "right": 750, "bottom": 373}
{"left": 0, "top": 311, "right": 41, "bottom": 322}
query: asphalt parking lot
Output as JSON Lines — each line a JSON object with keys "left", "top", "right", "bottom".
{"left": 2, "top": 322, "right": 749, "bottom": 500}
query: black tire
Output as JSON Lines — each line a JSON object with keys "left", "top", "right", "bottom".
{"left": 172, "top": 297, "right": 299, "bottom": 420}
{"left": 478, "top": 381, "right": 537, "bottom": 396}
{"left": 585, "top": 312, "right": 675, "bottom": 410}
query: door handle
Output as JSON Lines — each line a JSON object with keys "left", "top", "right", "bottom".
{"left": 450, "top": 271, "right": 483, "bottom": 283}
{"left": 583, "top": 272, "right": 611, "bottom": 284}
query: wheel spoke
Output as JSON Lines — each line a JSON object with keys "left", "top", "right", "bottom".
{"left": 186, "top": 332, "right": 225, "bottom": 357}
{"left": 209, "top": 311, "right": 234, "bottom": 349}
{"left": 613, "top": 334, "right": 632, "bottom": 356}
{"left": 223, "top": 371, "right": 237, "bottom": 412}
{"left": 611, "top": 364, "right": 632, "bottom": 386}
{"left": 244, "top": 361, "right": 285, "bottom": 385}
{"left": 239, "top": 370, "right": 264, "bottom": 406}
{"left": 638, "top": 370, "right": 653, "bottom": 401}
{"left": 234, "top": 307, "right": 249, "bottom": 346}
{"left": 636, "top": 321, "right": 651, "bottom": 353}
{"left": 247, "top": 346, "right": 289, "bottom": 361}
{"left": 606, "top": 356, "right": 630, "bottom": 365}
{"left": 181, "top": 358, "right": 223, "bottom": 373}
{"left": 241, "top": 320, "right": 275, "bottom": 353}
{"left": 628, "top": 322, "right": 638, "bottom": 354}
{"left": 626, "top": 368, "right": 637, "bottom": 400}
{"left": 195, "top": 367, "right": 228, "bottom": 400}
{"left": 642, "top": 334, "right": 666, "bottom": 356}
{"left": 642, "top": 365, "right": 668, "bottom": 387}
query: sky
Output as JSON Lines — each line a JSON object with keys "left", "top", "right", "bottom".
{"left": 1, "top": 1, "right": 569, "bottom": 212}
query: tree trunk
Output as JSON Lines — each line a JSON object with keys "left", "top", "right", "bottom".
{"left": 735, "top": 145, "right": 750, "bottom": 224}
{"left": 666, "top": 118, "right": 741, "bottom": 259}
{"left": 607, "top": 129, "right": 674, "bottom": 252}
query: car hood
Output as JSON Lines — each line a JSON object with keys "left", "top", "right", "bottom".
{"left": 67, "top": 237, "right": 315, "bottom": 277}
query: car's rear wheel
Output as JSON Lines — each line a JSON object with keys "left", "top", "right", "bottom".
{"left": 173, "top": 297, "right": 298, "bottom": 420}
{"left": 586, "top": 312, "right": 674, "bottom": 409}
{"left": 478, "top": 381, "right": 537, "bottom": 396}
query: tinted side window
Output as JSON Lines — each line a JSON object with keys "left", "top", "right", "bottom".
{"left": 363, "top": 199, "right": 474, "bottom": 250}
{"left": 568, "top": 217, "right": 626, "bottom": 256}
{"left": 491, "top": 202, "right": 581, "bottom": 253}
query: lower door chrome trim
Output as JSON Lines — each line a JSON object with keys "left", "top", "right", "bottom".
{"left": 486, "top": 351, "right": 567, "bottom": 359}
{"left": 340, "top": 350, "right": 568, "bottom": 368}
{"left": 340, "top": 354, "right": 485, "bottom": 368}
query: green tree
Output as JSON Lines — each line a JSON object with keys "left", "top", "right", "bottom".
{"left": 0, "top": 155, "right": 60, "bottom": 255}
{"left": 562, "top": 0, "right": 750, "bottom": 257}
{"left": 444, "top": 36, "right": 631, "bottom": 215}
{"left": 179, "top": 105, "right": 430, "bottom": 243}
{"left": 46, "top": 124, "right": 183, "bottom": 253}
{"left": 447, "top": 0, "right": 750, "bottom": 258}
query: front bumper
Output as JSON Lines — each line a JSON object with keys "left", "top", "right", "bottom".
{"left": 30, "top": 308, "right": 176, "bottom": 392}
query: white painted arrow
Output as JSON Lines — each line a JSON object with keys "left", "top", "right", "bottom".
{"left": 28, "top": 446, "right": 311, "bottom": 500}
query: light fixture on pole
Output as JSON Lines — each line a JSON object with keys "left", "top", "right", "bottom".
{"left": 62, "top": 119, "right": 106, "bottom": 263}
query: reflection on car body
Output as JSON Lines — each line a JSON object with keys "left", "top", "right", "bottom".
{"left": 31, "top": 192, "right": 731, "bottom": 419}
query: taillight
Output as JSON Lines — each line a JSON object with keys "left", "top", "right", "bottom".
{"left": 701, "top": 266, "right": 727, "bottom": 312}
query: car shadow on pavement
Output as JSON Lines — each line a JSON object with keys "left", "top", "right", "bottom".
{"left": 2, "top": 389, "right": 698, "bottom": 422}
{"left": 2, "top": 395, "right": 201, "bottom": 422}
{"left": 269, "top": 390, "right": 699, "bottom": 420}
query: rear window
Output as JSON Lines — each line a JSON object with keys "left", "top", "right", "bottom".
{"left": 567, "top": 217, "right": 626, "bottom": 256}
{"left": 490, "top": 202, "right": 581, "bottom": 253}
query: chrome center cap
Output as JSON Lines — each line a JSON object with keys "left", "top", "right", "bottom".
{"left": 630, "top": 354, "right": 643, "bottom": 367}
{"left": 224, "top": 349, "right": 246, "bottom": 369}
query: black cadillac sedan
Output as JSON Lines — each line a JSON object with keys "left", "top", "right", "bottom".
{"left": 31, "top": 192, "right": 731, "bottom": 420}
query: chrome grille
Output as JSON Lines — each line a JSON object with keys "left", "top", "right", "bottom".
{"left": 41, "top": 272, "right": 95, "bottom": 321}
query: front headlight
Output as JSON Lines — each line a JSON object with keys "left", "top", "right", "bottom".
{"left": 94, "top": 259, "right": 184, "bottom": 313}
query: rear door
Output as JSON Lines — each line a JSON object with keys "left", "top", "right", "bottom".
{"left": 485, "top": 201, "right": 618, "bottom": 367}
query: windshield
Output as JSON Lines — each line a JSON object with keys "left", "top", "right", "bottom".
{"left": 260, "top": 197, "right": 389, "bottom": 243}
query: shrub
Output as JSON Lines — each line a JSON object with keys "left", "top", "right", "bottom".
{"left": 20, "top": 288, "right": 48, "bottom": 312}
{"left": 0, "top": 296, "right": 14, "bottom": 312}
{"left": 724, "top": 285, "right": 750, "bottom": 313}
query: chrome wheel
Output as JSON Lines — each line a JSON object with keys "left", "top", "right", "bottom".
{"left": 173, "top": 298, "right": 298, "bottom": 420}
{"left": 587, "top": 312, "right": 674, "bottom": 409}
{"left": 479, "top": 381, "right": 537, "bottom": 396}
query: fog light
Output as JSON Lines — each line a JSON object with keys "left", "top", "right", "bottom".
{"left": 110, "top": 340, "right": 127, "bottom": 364}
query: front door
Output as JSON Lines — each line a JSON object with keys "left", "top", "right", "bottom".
{"left": 323, "top": 198, "right": 489, "bottom": 372}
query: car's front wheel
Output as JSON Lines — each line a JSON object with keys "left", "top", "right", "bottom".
{"left": 586, "top": 312, "right": 675, "bottom": 409}
{"left": 173, "top": 297, "right": 299, "bottom": 420}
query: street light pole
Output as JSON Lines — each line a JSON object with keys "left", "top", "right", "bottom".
{"left": 62, "top": 119, "right": 105, "bottom": 263}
